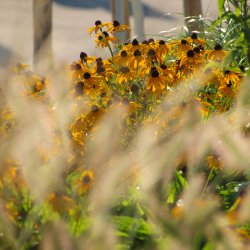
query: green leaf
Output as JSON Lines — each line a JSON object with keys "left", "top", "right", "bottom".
{"left": 218, "top": 0, "right": 226, "bottom": 16}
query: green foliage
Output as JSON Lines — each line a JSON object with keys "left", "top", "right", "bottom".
{"left": 212, "top": 0, "right": 250, "bottom": 66}
{"left": 167, "top": 171, "right": 187, "bottom": 204}
{"left": 112, "top": 216, "right": 155, "bottom": 250}
{"left": 217, "top": 182, "right": 242, "bottom": 209}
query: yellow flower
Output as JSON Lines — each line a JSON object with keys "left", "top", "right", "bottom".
{"left": 206, "top": 154, "right": 222, "bottom": 169}
{"left": 205, "top": 44, "right": 227, "bottom": 61}
{"left": 179, "top": 49, "right": 205, "bottom": 70}
{"left": 69, "top": 62, "right": 83, "bottom": 82}
{"left": 88, "top": 20, "right": 110, "bottom": 34}
{"left": 219, "top": 70, "right": 241, "bottom": 88}
{"left": 116, "top": 66, "right": 137, "bottom": 84}
{"left": 80, "top": 51, "right": 96, "bottom": 65}
{"left": 12, "top": 63, "right": 29, "bottom": 74}
{"left": 144, "top": 48, "right": 163, "bottom": 67}
{"left": 146, "top": 67, "right": 167, "bottom": 93}
{"left": 125, "top": 39, "right": 148, "bottom": 54}
{"left": 112, "top": 49, "right": 132, "bottom": 68}
{"left": 75, "top": 169, "right": 94, "bottom": 195}
{"left": 47, "top": 191, "right": 75, "bottom": 215}
{"left": 107, "top": 19, "right": 130, "bottom": 33}
{"left": 218, "top": 83, "right": 236, "bottom": 98}
{"left": 128, "top": 49, "right": 146, "bottom": 69}
{"left": 92, "top": 57, "right": 114, "bottom": 82}
{"left": 82, "top": 70, "right": 102, "bottom": 90}
{"left": 186, "top": 33, "right": 205, "bottom": 46}
{"left": 169, "top": 39, "right": 192, "bottom": 57}
{"left": 155, "top": 40, "right": 169, "bottom": 57}
{"left": 95, "top": 31, "right": 117, "bottom": 48}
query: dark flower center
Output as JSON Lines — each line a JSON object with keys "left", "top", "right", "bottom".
{"left": 120, "top": 66, "right": 130, "bottom": 74}
{"left": 132, "top": 39, "right": 139, "bottom": 46}
{"left": 148, "top": 38, "right": 154, "bottom": 43}
{"left": 147, "top": 49, "right": 156, "bottom": 56}
{"left": 71, "top": 63, "right": 81, "bottom": 70}
{"left": 80, "top": 52, "right": 87, "bottom": 60}
{"left": 75, "top": 81, "right": 84, "bottom": 95}
{"left": 150, "top": 67, "right": 157, "bottom": 72}
{"left": 159, "top": 40, "right": 165, "bottom": 45}
{"left": 82, "top": 175, "right": 91, "bottom": 184}
{"left": 198, "top": 45, "right": 204, "bottom": 51}
{"left": 224, "top": 70, "right": 230, "bottom": 74}
{"left": 181, "top": 39, "right": 187, "bottom": 45}
{"left": 98, "top": 35, "right": 103, "bottom": 41}
{"left": 142, "top": 40, "right": 149, "bottom": 45}
{"left": 131, "top": 84, "right": 139, "bottom": 93}
{"left": 103, "top": 31, "right": 109, "bottom": 37}
{"left": 96, "top": 57, "right": 103, "bottom": 63}
{"left": 187, "top": 50, "right": 195, "bottom": 58}
{"left": 95, "top": 20, "right": 102, "bottom": 26}
{"left": 113, "top": 20, "right": 120, "bottom": 27}
{"left": 134, "top": 49, "right": 141, "bottom": 57}
{"left": 227, "top": 81, "right": 233, "bottom": 87}
{"left": 160, "top": 64, "right": 167, "bottom": 70}
{"left": 83, "top": 72, "right": 91, "bottom": 79}
{"left": 91, "top": 105, "right": 99, "bottom": 112}
{"left": 214, "top": 44, "right": 222, "bottom": 50}
{"left": 100, "top": 92, "right": 106, "bottom": 98}
{"left": 121, "top": 50, "right": 127, "bottom": 57}
{"left": 151, "top": 70, "right": 159, "bottom": 77}
{"left": 97, "top": 66, "right": 105, "bottom": 74}
{"left": 191, "top": 33, "right": 198, "bottom": 39}
{"left": 239, "top": 65, "right": 245, "bottom": 72}
{"left": 193, "top": 47, "right": 200, "bottom": 53}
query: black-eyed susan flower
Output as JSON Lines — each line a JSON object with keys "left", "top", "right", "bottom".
{"left": 160, "top": 64, "right": 175, "bottom": 86}
{"left": 88, "top": 20, "right": 110, "bottom": 35}
{"left": 206, "top": 44, "right": 227, "bottom": 61}
{"left": 107, "top": 19, "right": 130, "bottom": 33}
{"left": 80, "top": 51, "right": 96, "bottom": 65}
{"left": 116, "top": 66, "right": 137, "bottom": 84}
{"left": 74, "top": 81, "right": 85, "bottom": 96}
{"left": 218, "top": 83, "right": 235, "bottom": 98}
{"left": 82, "top": 71, "right": 101, "bottom": 89}
{"left": 155, "top": 40, "right": 169, "bottom": 57}
{"left": 206, "top": 154, "right": 222, "bottom": 169}
{"left": 219, "top": 69, "right": 241, "bottom": 88}
{"left": 75, "top": 169, "right": 94, "bottom": 195}
{"left": 69, "top": 62, "right": 83, "bottom": 82}
{"left": 128, "top": 49, "right": 146, "bottom": 69}
{"left": 179, "top": 49, "right": 205, "bottom": 70}
{"left": 47, "top": 191, "right": 75, "bottom": 215}
{"left": 95, "top": 64, "right": 114, "bottom": 82}
{"left": 169, "top": 39, "right": 192, "bottom": 57}
{"left": 95, "top": 31, "right": 117, "bottom": 48}
{"left": 126, "top": 39, "right": 148, "bottom": 53}
{"left": 144, "top": 48, "right": 161, "bottom": 67}
{"left": 186, "top": 33, "right": 205, "bottom": 46}
{"left": 112, "top": 49, "right": 132, "bottom": 68}
{"left": 146, "top": 67, "right": 167, "bottom": 93}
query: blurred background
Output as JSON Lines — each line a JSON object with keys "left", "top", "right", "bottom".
{"left": 0, "top": 0, "right": 218, "bottom": 68}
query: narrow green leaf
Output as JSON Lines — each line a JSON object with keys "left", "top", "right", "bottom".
{"left": 218, "top": 0, "right": 226, "bottom": 16}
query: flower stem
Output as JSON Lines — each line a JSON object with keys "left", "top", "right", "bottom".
{"left": 201, "top": 168, "right": 214, "bottom": 198}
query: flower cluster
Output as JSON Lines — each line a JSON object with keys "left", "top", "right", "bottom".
{"left": 0, "top": 19, "right": 249, "bottom": 248}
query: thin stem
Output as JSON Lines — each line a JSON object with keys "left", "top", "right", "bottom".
{"left": 201, "top": 168, "right": 214, "bottom": 198}
{"left": 107, "top": 42, "right": 114, "bottom": 57}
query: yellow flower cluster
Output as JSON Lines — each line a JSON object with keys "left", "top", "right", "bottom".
{"left": 0, "top": 21, "right": 247, "bottom": 244}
